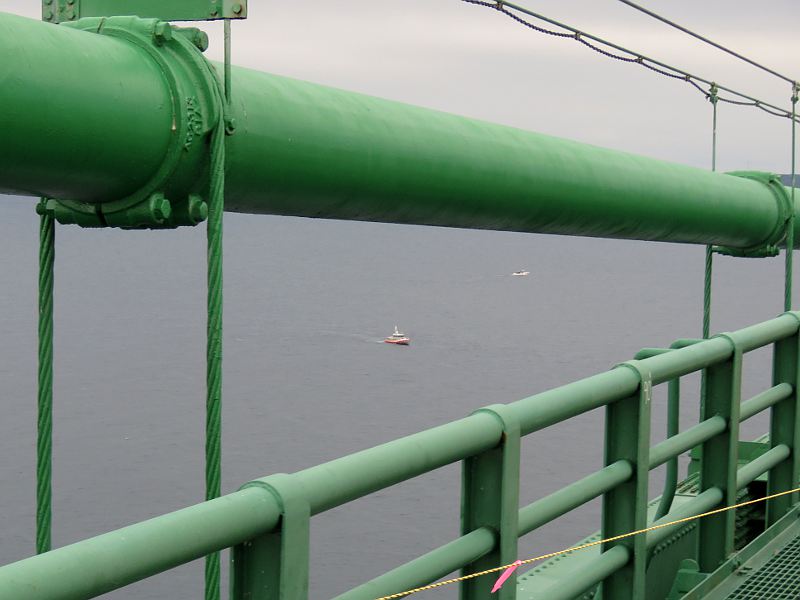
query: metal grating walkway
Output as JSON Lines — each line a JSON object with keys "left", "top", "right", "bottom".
{"left": 724, "top": 537, "right": 800, "bottom": 599}
{"left": 684, "top": 507, "right": 800, "bottom": 600}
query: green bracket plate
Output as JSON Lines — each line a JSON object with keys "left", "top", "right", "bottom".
{"left": 43, "top": 0, "right": 247, "bottom": 23}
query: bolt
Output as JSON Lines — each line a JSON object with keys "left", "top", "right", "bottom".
{"left": 188, "top": 195, "right": 209, "bottom": 223}
{"left": 233, "top": 3, "right": 243, "bottom": 14}
{"left": 150, "top": 194, "right": 172, "bottom": 223}
{"left": 153, "top": 21, "right": 173, "bottom": 46}
{"left": 210, "top": 8, "right": 218, "bottom": 16}
{"left": 224, "top": 116, "right": 237, "bottom": 136}
{"left": 67, "top": 0, "right": 74, "bottom": 4}
{"left": 193, "top": 30, "right": 209, "bottom": 52}
{"left": 43, "top": 0, "right": 52, "bottom": 4}
{"left": 43, "top": 9, "right": 53, "bottom": 19}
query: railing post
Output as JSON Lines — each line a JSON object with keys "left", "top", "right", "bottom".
{"left": 459, "top": 404, "right": 520, "bottom": 600}
{"left": 600, "top": 361, "right": 651, "bottom": 600}
{"left": 231, "top": 474, "right": 310, "bottom": 600}
{"left": 767, "top": 312, "right": 800, "bottom": 525}
{"left": 697, "top": 335, "right": 741, "bottom": 572}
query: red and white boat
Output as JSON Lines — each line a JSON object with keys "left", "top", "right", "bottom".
{"left": 384, "top": 326, "right": 410, "bottom": 345}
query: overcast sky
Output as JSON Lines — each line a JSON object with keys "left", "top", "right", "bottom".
{"left": 4, "top": 1, "right": 800, "bottom": 172}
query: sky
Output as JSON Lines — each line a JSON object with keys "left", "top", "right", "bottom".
{"left": 3, "top": 1, "right": 799, "bottom": 172}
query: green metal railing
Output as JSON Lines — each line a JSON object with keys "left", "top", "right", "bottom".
{"left": 1, "top": 312, "right": 799, "bottom": 599}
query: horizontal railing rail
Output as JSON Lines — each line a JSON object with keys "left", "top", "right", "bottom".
{"left": 1, "top": 313, "right": 799, "bottom": 599}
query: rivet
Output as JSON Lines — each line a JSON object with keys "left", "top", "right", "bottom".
{"left": 43, "top": 9, "right": 53, "bottom": 19}
{"left": 233, "top": 3, "right": 243, "bottom": 14}
{"left": 210, "top": 8, "right": 218, "bottom": 16}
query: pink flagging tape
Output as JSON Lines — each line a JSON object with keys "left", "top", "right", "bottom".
{"left": 491, "top": 559, "right": 523, "bottom": 593}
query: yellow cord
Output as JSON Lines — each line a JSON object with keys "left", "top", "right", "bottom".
{"left": 376, "top": 485, "right": 800, "bottom": 599}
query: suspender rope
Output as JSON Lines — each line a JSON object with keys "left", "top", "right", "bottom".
{"left": 786, "top": 83, "right": 798, "bottom": 311}
{"left": 703, "top": 84, "right": 718, "bottom": 339}
{"left": 204, "top": 18, "right": 232, "bottom": 600}
{"left": 703, "top": 83, "right": 717, "bottom": 339}
{"left": 35, "top": 202, "right": 55, "bottom": 555}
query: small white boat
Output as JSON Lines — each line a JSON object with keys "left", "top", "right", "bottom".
{"left": 384, "top": 326, "right": 410, "bottom": 345}
{"left": 511, "top": 270, "right": 530, "bottom": 276}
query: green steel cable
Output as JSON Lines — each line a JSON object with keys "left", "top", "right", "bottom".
{"left": 204, "top": 19, "right": 231, "bottom": 600}
{"left": 787, "top": 84, "right": 798, "bottom": 311}
{"left": 35, "top": 203, "right": 54, "bottom": 555}
{"left": 204, "top": 116, "right": 224, "bottom": 600}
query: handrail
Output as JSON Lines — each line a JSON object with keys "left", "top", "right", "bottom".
{"left": 649, "top": 416, "right": 727, "bottom": 469}
{"left": 740, "top": 383, "right": 793, "bottom": 422}
{"left": 545, "top": 546, "right": 630, "bottom": 600}
{"left": 518, "top": 461, "right": 634, "bottom": 536}
{"left": 0, "top": 487, "right": 281, "bottom": 599}
{"left": 647, "top": 444, "right": 793, "bottom": 552}
{"left": 333, "top": 529, "right": 497, "bottom": 600}
{"left": 1, "top": 312, "right": 799, "bottom": 599}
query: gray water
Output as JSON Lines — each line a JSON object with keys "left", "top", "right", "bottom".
{"left": 0, "top": 195, "right": 785, "bottom": 598}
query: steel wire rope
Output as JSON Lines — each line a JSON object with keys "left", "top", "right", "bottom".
{"left": 202, "top": 18, "right": 233, "bottom": 600}
{"left": 35, "top": 203, "right": 54, "bottom": 555}
{"left": 704, "top": 84, "right": 718, "bottom": 340}
{"left": 615, "top": 0, "right": 797, "bottom": 85}
{"left": 786, "top": 85, "right": 798, "bottom": 311}
{"left": 459, "top": 0, "right": 799, "bottom": 123}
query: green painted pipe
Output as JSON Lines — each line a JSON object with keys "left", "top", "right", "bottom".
{"left": 0, "top": 12, "right": 173, "bottom": 203}
{"left": 740, "top": 383, "right": 793, "bottom": 422}
{"left": 525, "top": 546, "right": 629, "bottom": 600}
{"left": 518, "top": 460, "right": 633, "bottom": 536}
{"left": 649, "top": 416, "right": 726, "bottom": 469}
{"left": 335, "top": 528, "right": 496, "bottom": 600}
{"left": 736, "top": 444, "right": 790, "bottom": 489}
{"left": 0, "top": 488, "right": 280, "bottom": 600}
{"left": 0, "top": 11, "right": 798, "bottom": 248}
